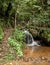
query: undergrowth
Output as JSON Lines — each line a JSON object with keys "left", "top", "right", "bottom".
{"left": 0, "top": 26, "right": 4, "bottom": 43}
{"left": 7, "top": 28, "right": 26, "bottom": 57}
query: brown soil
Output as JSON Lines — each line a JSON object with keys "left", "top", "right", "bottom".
{"left": 2, "top": 28, "right": 13, "bottom": 46}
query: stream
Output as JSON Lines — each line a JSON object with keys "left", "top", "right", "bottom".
{"left": 0, "top": 29, "right": 50, "bottom": 65}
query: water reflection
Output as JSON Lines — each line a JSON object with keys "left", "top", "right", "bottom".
{"left": 23, "top": 46, "right": 50, "bottom": 58}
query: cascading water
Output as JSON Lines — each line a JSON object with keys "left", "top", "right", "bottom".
{"left": 23, "top": 30, "right": 40, "bottom": 46}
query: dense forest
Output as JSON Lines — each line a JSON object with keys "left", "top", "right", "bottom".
{"left": 0, "top": 0, "right": 50, "bottom": 65}
{"left": 0, "top": 0, "right": 50, "bottom": 27}
{"left": 0, "top": 0, "right": 50, "bottom": 43}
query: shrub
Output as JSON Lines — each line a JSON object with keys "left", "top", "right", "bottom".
{"left": 48, "top": 34, "right": 50, "bottom": 42}
{"left": 0, "top": 26, "right": 4, "bottom": 43}
{"left": 13, "top": 28, "right": 26, "bottom": 41}
{"left": 7, "top": 28, "right": 26, "bottom": 57}
{"left": 8, "top": 38, "right": 23, "bottom": 57}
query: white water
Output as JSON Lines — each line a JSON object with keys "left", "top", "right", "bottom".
{"left": 23, "top": 30, "right": 40, "bottom": 46}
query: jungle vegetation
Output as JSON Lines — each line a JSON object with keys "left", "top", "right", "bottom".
{"left": 0, "top": 0, "right": 50, "bottom": 57}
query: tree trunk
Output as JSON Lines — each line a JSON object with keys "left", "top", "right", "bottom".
{"left": 15, "top": 13, "right": 16, "bottom": 29}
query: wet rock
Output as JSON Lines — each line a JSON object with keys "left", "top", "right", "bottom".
{"left": 34, "top": 58, "right": 41, "bottom": 63}
{"left": 22, "top": 57, "right": 29, "bottom": 62}
{"left": 41, "top": 57, "right": 47, "bottom": 61}
{"left": 9, "top": 63, "right": 12, "bottom": 65}
{"left": 37, "top": 57, "right": 42, "bottom": 62}
{"left": 30, "top": 58, "right": 34, "bottom": 61}
{"left": 47, "top": 58, "right": 50, "bottom": 63}
{"left": 41, "top": 57, "right": 45, "bottom": 60}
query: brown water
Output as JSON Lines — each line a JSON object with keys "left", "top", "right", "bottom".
{"left": 0, "top": 46, "right": 50, "bottom": 65}
{"left": 17, "top": 46, "right": 50, "bottom": 65}
{"left": 23, "top": 46, "right": 50, "bottom": 58}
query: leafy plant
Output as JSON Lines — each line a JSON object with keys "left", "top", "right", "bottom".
{"left": 0, "top": 35, "right": 3, "bottom": 41}
{"left": 8, "top": 37, "right": 23, "bottom": 57}
{"left": 0, "top": 26, "right": 4, "bottom": 43}
{"left": 48, "top": 34, "right": 50, "bottom": 42}
{"left": 40, "top": 29, "right": 50, "bottom": 42}
{"left": 13, "top": 28, "right": 26, "bottom": 41}
{"left": 5, "top": 54, "right": 15, "bottom": 60}
{"left": 7, "top": 28, "right": 25, "bottom": 57}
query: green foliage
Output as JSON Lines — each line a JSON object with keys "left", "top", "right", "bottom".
{"left": 0, "top": 0, "right": 50, "bottom": 46}
{"left": 48, "top": 34, "right": 50, "bottom": 42}
{"left": 13, "top": 28, "right": 25, "bottom": 41}
{"left": 0, "top": 35, "right": 3, "bottom": 42}
{"left": 0, "top": 0, "right": 10, "bottom": 15}
{"left": 0, "top": 0, "right": 50, "bottom": 27}
{"left": 16, "top": 0, "right": 42, "bottom": 21}
{"left": 0, "top": 53, "right": 15, "bottom": 63}
{"left": 40, "top": 29, "right": 50, "bottom": 42}
{"left": 8, "top": 28, "right": 25, "bottom": 57}
{"left": 0, "top": 26, "right": 4, "bottom": 43}
{"left": 8, "top": 37, "right": 23, "bottom": 57}
{"left": 5, "top": 54, "right": 15, "bottom": 60}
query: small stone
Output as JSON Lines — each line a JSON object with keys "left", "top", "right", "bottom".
{"left": 23, "top": 57, "right": 29, "bottom": 62}
{"left": 0, "top": 53, "right": 1, "bottom": 56}
{"left": 37, "top": 58, "right": 42, "bottom": 62}
{"left": 10, "top": 63, "right": 12, "bottom": 65}
{"left": 32, "top": 59, "right": 36, "bottom": 63}
{"left": 41, "top": 57, "right": 45, "bottom": 60}
{"left": 47, "top": 58, "right": 50, "bottom": 63}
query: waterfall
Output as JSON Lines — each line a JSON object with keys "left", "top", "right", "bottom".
{"left": 23, "top": 30, "right": 40, "bottom": 46}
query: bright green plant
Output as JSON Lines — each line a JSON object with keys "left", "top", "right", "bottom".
{"left": 0, "top": 26, "right": 4, "bottom": 43}
{"left": 7, "top": 28, "right": 26, "bottom": 57}
{"left": 13, "top": 28, "right": 25, "bottom": 41}
{"left": 0, "top": 35, "right": 3, "bottom": 41}
{"left": 8, "top": 37, "right": 23, "bottom": 57}
{"left": 48, "top": 34, "right": 50, "bottom": 42}
{"left": 40, "top": 29, "right": 50, "bottom": 42}
{"left": 5, "top": 54, "right": 15, "bottom": 60}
